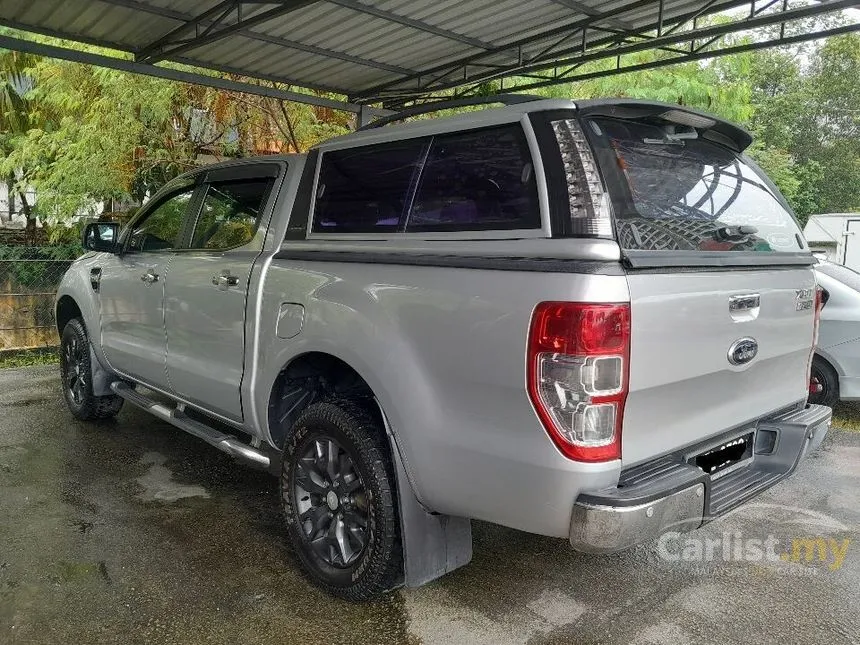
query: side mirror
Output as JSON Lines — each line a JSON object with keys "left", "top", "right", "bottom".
{"left": 82, "top": 222, "right": 120, "bottom": 253}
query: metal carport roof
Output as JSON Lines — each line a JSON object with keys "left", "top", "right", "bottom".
{"left": 0, "top": 0, "right": 858, "bottom": 114}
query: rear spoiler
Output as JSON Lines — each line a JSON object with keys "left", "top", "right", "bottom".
{"left": 574, "top": 99, "right": 753, "bottom": 152}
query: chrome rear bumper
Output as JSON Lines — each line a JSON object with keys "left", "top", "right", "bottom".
{"left": 569, "top": 403, "right": 832, "bottom": 553}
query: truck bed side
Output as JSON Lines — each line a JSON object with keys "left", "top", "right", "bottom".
{"left": 252, "top": 254, "right": 627, "bottom": 537}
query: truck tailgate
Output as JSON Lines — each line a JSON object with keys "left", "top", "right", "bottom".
{"left": 622, "top": 268, "right": 816, "bottom": 465}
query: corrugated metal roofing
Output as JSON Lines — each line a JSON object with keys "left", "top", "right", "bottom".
{"left": 0, "top": 0, "right": 852, "bottom": 104}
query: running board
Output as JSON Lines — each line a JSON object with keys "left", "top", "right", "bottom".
{"left": 111, "top": 382, "right": 271, "bottom": 470}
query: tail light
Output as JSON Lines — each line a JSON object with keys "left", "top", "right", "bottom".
{"left": 551, "top": 119, "right": 613, "bottom": 237}
{"left": 527, "top": 302, "right": 630, "bottom": 462}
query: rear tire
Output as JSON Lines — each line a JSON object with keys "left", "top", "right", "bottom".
{"left": 60, "top": 318, "right": 124, "bottom": 421}
{"left": 809, "top": 355, "right": 839, "bottom": 408}
{"left": 280, "top": 399, "right": 402, "bottom": 600}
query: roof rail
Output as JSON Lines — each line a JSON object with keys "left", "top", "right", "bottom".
{"left": 356, "top": 94, "right": 545, "bottom": 131}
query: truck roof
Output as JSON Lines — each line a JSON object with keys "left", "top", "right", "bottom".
{"left": 317, "top": 97, "right": 752, "bottom": 152}
{"left": 177, "top": 97, "right": 752, "bottom": 180}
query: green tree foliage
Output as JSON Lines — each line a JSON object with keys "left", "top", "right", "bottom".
{"left": 0, "top": 47, "right": 42, "bottom": 239}
{"left": 803, "top": 34, "right": 860, "bottom": 215}
{"left": 0, "top": 28, "right": 350, "bottom": 225}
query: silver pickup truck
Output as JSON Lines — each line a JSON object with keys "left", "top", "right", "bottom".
{"left": 56, "top": 97, "right": 832, "bottom": 600}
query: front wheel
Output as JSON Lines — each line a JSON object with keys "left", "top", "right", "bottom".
{"left": 60, "top": 318, "right": 124, "bottom": 421}
{"left": 280, "top": 400, "right": 402, "bottom": 600}
{"left": 809, "top": 355, "right": 839, "bottom": 408}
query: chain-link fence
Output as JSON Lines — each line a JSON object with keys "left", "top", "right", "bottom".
{"left": 0, "top": 246, "right": 80, "bottom": 351}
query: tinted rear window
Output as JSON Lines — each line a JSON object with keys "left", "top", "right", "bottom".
{"left": 312, "top": 125, "right": 539, "bottom": 234}
{"left": 313, "top": 138, "right": 426, "bottom": 233}
{"left": 406, "top": 127, "right": 539, "bottom": 232}
{"left": 586, "top": 117, "right": 804, "bottom": 253}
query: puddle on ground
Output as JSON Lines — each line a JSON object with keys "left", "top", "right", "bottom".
{"left": 136, "top": 452, "right": 210, "bottom": 502}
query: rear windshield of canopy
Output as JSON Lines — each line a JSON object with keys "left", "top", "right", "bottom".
{"left": 585, "top": 117, "right": 804, "bottom": 253}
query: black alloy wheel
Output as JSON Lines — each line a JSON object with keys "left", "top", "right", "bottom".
{"left": 59, "top": 318, "right": 124, "bottom": 421}
{"left": 293, "top": 436, "right": 370, "bottom": 568}
{"left": 281, "top": 400, "right": 402, "bottom": 600}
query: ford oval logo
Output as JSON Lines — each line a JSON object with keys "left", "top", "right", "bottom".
{"left": 728, "top": 337, "right": 758, "bottom": 365}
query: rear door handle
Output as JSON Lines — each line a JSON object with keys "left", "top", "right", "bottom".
{"left": 211, "top": 271, "right": 239, "bottom": 290}
{"left": 140, "top": 271, "right": 159, "bottom": 284}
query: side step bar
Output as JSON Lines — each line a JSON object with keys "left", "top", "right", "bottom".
{"left": 111, "top": 382, "right": 271, "bottom": 470}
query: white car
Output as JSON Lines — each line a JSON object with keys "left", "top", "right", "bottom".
{"left": 812, "top": 261, "right": 860, "bottom": 406}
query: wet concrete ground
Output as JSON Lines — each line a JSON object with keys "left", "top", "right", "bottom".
{"left": 1, "top": 365, "right": 858, "bottom": 645}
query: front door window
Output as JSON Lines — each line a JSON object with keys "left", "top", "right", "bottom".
{"left": 127, "top": 189, "right": 194, "bottom": 252}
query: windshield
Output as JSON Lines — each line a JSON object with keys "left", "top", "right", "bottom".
{"left": 585, "top": 117, "right": 804, "bottom": 253}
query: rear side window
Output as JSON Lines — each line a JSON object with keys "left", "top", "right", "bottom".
{"left": 312, "top": 124, "right": 540, "bottom": 234}
{"left": 312, "top": 138, "right": 427, "bottom": 233}
{"left": 586, "top": 117, "right": 804, "bottom": 253}
{"left": 405, "top": 127, "right": 539, "bottom": 232}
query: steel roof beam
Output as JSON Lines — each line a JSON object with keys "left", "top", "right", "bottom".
{"left": 493, "top": 22, "right": 860, "bottom": 94}
{"left": 0, "top": 33, "right": 372, "bottom": 114}
{"left": 218, "top": 29, "right": 415, "bottom": 76}
{"left": 136, "top": 0, "right": 321, "bottom": 64}
{"left": 105, "top": 0, "right": 495, "bottom": 54}
{"left": 507, "top": 0, "right": 860, "bottom": 79}
{"left": 325, "top": 0, "right": 496, "bottom": 50}
{"left": 98, "top": 0, "right": 418, "bottom": 76}
{"left": 0, "top": 13, "right": 354, "bottom": 96}
{"left": 356, "top": 0, "right": 851, "bottom": 101}
{"left": 548, "top": 0, "right": 637, "bottom": 31}
{"left": 169, "top": 56, "right": 349, "bottom": 95}
{"left": 352, "top": 0, "right": 678, "bottom": 100}
{"left": 403, "top": 18, "right": 859, "bottom": 105}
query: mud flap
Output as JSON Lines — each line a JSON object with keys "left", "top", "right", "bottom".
{"left": 89, "top": 343, "right": 115, "bottom": 396}
{"left": 390, "top": 436, "right": 473, "bottom": 588}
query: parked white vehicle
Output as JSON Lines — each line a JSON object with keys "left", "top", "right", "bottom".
{"left": 811, "top": 261, "right": 860, "bottom": 407}
{"left": 803, "top": 213, "right": 860, "bottom": 270}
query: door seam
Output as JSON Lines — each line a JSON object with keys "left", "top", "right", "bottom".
{"left": 162, "top": 253, "right": 175, "bottom": 391}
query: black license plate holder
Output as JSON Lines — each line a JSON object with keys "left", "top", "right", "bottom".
{"left": 689, "top": 431, "right": 755, "bottom": 480}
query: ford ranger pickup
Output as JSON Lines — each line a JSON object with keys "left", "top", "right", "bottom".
{"left": 56, "top": 97, "right": 832, "bottom": 600}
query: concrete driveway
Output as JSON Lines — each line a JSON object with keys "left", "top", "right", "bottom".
{"left": 1, "top": 365, "right": 858, "bottom": 645}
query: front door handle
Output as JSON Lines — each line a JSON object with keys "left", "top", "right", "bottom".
{"left": 211, "top": 271, "right": 239, "bottom": 290}
{"left": 140, "top": 271, "right": 159, "bottom": 284}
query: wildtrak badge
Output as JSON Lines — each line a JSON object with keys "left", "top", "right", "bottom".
{"left": 796, "top": 288, "right": 814, "bottom": 311}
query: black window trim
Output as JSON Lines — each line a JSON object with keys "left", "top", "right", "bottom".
{"left": 285, "top": 150, "right": 319, "bottom": 240}
{"left": 178, "top": 162, "right": 285, "bottom": 253}
{"left": 306, "top": 121, "right": 546, "bottom": 239}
